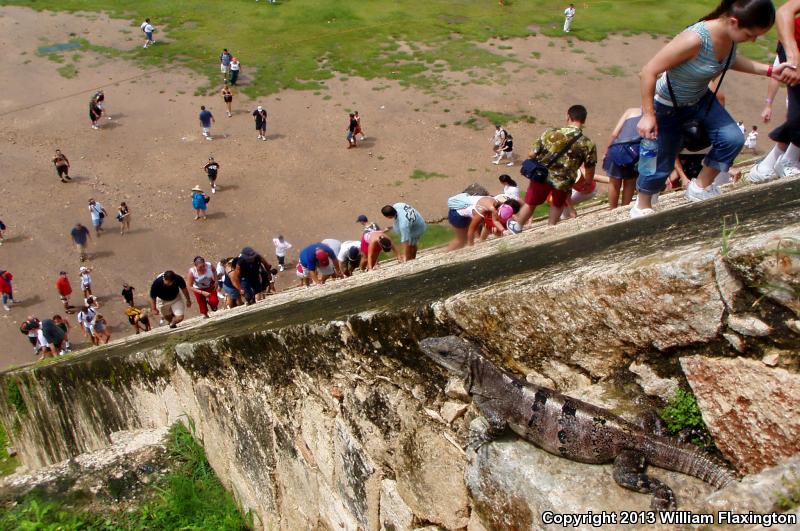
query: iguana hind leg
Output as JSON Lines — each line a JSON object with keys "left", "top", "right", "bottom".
{"left": 612, "top": 450, "right": 677, "bottom": 510}
{"left": 637, "top": 410, "right": 668, "bottom": 437}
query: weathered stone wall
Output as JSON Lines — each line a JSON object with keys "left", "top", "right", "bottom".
{"left": 1, "top": 219, "right": 798, "bottom": 529}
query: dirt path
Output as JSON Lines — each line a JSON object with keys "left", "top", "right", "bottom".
{"left": 0, "top": 6, "right": 784, "bottom": 367}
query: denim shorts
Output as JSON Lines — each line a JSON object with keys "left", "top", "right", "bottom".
{"left": 222, "top": 284, "right": 240, "bottom": 300}
{"left": 448, "top": 209, "right": 471, "bottom": 229}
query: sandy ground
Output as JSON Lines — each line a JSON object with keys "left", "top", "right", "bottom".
{"left": 0, "top": 6, "right": 785, "bottom": 368}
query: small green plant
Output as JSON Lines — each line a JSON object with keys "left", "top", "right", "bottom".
{"left": 0, "top": 421, "right": 20, "bottom": 476}
{"left": 6, "top": 379, "right": 27, "bottom": 417}
{"left": 660, "top": 388, "right": 711, "bottom": 448}
{"left": 57, "top": 64, "right": 79, "bottom": 79}
{"left": 411, "top": 169, "right": 448, "bottom": 180}
{"left": 596, "top": 65, "right": 626, "bottom": 77}
{"left": 775, "top": 473, "right": 800, "bottom": 511}
{"left": 720, "top": 214, "right": 740, "bottom": 256}
{"left": 531, "top": 51, "right": 541, "bottom": 59}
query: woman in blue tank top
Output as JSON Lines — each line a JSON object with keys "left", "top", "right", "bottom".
{"left": 633, "top": 0, "right": 796, "bottom": 218}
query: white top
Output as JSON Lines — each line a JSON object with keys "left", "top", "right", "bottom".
{"left": 337, "top": 241, "right": 360, "bottom": 262}
{"left": 456, "top": 195, "right": 482, "bottom": 217}
{"left": 492, "top": 129, "right": 506, "bottom": 145}
{"left": 230, "top": 60, "right": 240, "bottom": 71}
{"left": 89, "top": 202, "right": 104, "bottom": 222}
{"left": 80, "top": 273, "right": 92, "bottom": 288}
{"left": 190, "top": 262, "right": 215, "bottom": 289}
{"left": 321, "top": 239, "right": 342, "bottom": 257}
{"left": 144, "top": 23, "right": 154, "bottom": 33}
{"left": 745, "top": 131, "right": 758, "bottom": 145}
{"left": 503, "top": 184, "right": 520, "bottom": 200}
{"left": 215, "top": 262, "right": 226, "bottom": 282}
{"left": 273, "top": 238, "right": 293, "bottom": 257}
{"left": 140, "top": 21, "right": 148, "bottom": 31}
{"left": 564, "top": 7, "right": 576, "bottom": 18}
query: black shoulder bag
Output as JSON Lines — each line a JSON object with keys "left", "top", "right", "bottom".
{"left": 665, "top": 45, "right": 734, "bottom": 153}
{"left": 520, "top": 131, "right": 583, "bottom": 183}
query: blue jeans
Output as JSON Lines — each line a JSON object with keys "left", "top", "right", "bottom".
{"left": 637, "top": 91, "right": 744, "bottom": 194}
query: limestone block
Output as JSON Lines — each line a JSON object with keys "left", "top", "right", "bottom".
{"left": 380, "top": 479, "right": 414, "bottom": 531}
{"left": 440, "top": 402, "right": 468, "bottom": 425}
{"left": 464, "top": 418, "right": 713, "bottom": 531}
{"left": 333, "top": 418, "right": 380, "bottom": 530}
{"left": 703, "top": 455, "right": 800, "bottom": 514}
{"left": 395, "top": 421, "right": 469, "bottom": 529}
{"left": 727, "top": 314, "right": 771, "bottom": 337}
{"left": 682, "top": 356, "right": 800, "bottom": 474}
{"left": 629, "top": 361, "right": 679, "bottom": 400}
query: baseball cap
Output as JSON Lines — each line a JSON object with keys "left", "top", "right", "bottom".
{"left": 315, "top": 248, "right": 330, "bottom": 266}
{"left": 356, "top": 215, "right": 368, "bottom": 223}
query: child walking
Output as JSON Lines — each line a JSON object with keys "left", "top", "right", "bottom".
{"left": 272, "top": 235, "right": 293, "bottom": 272}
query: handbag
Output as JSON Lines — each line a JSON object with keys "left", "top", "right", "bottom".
{"left": 520, "top": 131, "right": 583, "bottom": 183}
{"left": 665, "top": 45, "right": 734, "bottom": 153}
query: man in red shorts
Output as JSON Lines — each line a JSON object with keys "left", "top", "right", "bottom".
{"left": 517, "top": 105, "right": 597, "bottom": 226}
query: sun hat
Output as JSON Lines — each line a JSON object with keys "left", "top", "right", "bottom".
{"left": 79, "top": 266, "right": 88, "bottom": 273}
{"left": 315, "top": 248, "right": 330, "bottom": 266}
{"left": 191, "top": 185, "right": 203, "bottom": 192}
{"left": 498, "top": 204, "right": 514, "bottom": 222}
{"left": 356, "top": 215, "right": 368, "bottom": 223}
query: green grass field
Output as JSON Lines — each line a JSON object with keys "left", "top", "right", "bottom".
{"left": 10, "top": 0, "right": 778, "bottom": 98}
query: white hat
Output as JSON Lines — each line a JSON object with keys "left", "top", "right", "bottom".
{"left": 79, "top": 266, "right": 89, "bottom": 273}
{"left": 191, "top": 185, "right": 203, "bottom": 192}
{"left": 257, "top": 106, "right": 263, "bottom": 111}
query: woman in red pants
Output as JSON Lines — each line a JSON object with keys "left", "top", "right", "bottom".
{"left": 187, "top": 256, "right": 219, "bottom": 318}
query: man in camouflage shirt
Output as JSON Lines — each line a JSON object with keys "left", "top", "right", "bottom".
{"left": 517, "top": 105, "right": 597, "bottom": 226}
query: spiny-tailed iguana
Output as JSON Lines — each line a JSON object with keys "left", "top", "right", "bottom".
{"left": 419, "top": 336, "right": 736, "bottom": 510}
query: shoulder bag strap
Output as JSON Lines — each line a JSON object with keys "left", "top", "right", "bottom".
{"left": 666, "top": 43, "right": 734, "bottom": 111}
{"left": 543, "top": 131, "right": 583, "bottom": 168}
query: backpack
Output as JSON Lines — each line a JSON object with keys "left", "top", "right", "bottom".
{"left": 447, "top": 193, "right": 473, "bottom": 210}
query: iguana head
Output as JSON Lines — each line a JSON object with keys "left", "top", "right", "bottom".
{"left": 418, "top": 336, "right": 477, "bottom": 375}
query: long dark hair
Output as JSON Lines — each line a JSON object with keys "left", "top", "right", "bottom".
{"left": 702, "top": 0, "right": 775, "bottom": 29}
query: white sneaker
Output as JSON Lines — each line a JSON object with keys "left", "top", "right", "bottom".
{"left": 3, "top": 305, "right": 10, "bottom": 311}
{"left": 202, "top": 131, "right": 208, "bottom": 136}
{"left": 746, "top": 162, "right": 778, "bottom": 184}
{"left": 143, "top": 44, "right": 148, "bottom": 49}
{"left": 279, "top": 265, "right": 284, "bottom": 272}
{"left": 685, "top": 181, "right": 721, "bottom": 202}
{"left": 91, "top": 125, "right": 99, "bottom": 130}
{"left": 630, "top": 205, "right": 656, "bottom": 219}
{"left": 506, "top": 162, "right": 514, "bottom": 166}
{"left": 775, "top": 158, "right": 800, "bottom": 178}
{"left": 206, "top": 136, "right": 213, "bottom": 141}
{"left": 211, "top": 186, "right": 216, "bottom": 194}
{"left": 257, "top": 135, "right": 262, "bottom": 140}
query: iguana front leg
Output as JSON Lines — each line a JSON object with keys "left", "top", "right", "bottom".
{"left": 637, "top": 410, "right": 668, "bottom": 437}
{"left": 612, "top": 450, "right": 677, "bottom": 510}
{"left": 467, "top": 396, "right": 509, "bottom": 452}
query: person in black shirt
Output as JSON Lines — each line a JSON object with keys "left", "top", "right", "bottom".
{"left": 253, "top": 106, "right": 267, "bottom": 140}
{"left": 228, "top": 247, "right": 272, "bottom": 305}
{"left": 121, "top": 283, "right": 135, "bottom": 306}
{"left": 347, "top": 113, "right": 358, "bottom": 148}
{"left": 203, "top": 157, "right": 220, "bottom": 194}
{"left": 149, "top": 270, "right": 192, "bottom": 328}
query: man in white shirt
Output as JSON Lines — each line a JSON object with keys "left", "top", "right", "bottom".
{"left": 141, "top": 19, "right": 155, "bottom": 48}
{"left": 272, "top": 235, "right": 292, "bottom": 272}
{"left": 563, "top": 4, "right": 576, "bottom": 33}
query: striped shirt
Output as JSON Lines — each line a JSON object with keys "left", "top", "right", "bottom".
{"left": 655, "top": 22, "right": 736, "bottom": 107}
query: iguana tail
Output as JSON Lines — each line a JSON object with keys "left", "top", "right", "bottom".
{"left": 638, "top": 436, "right": 737, "bottom": 489}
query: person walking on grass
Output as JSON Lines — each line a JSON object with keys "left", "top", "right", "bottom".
{"left": 347, "top": 113, "right": 358, "bottom": 148}
{"left": 564, "top": 3, "right": 576, "bottom": 33}
{"left": 220, "top": 49, "right": 232, "bottom": 82}
{"left": 354, "top": 110, "right": 366, "bottom": 140}
{"left": 221, "top": 84, "right": 233, "bottom": 117}
{"left": 203, "top": 156, "right": 220, "bottom": 193}
{"left": 191, "top": 185, "right": 209, "bottom": 220}
{"left": 117, "top": 202, "right": 131, "bottom": 235}
{"left": 187, "top": 256, "right": 219, "bottom": 318}
{"left": 141, "top": 18, "right": 155, "bottom": 48}
{"left": 55, "top": 271, "right": 75, "bottom": 314}
{"left": 749, "top": 0, "right": 800, "bottom": 183}
{"left": 603, "top": 107, "right": 642, "bottom": 209}
{"left": 635, "top": 0, "right": 796, "bottom": 217}
{"left": 88, "top": 198, "right": 106, "bottom": 236}
{"left": 150, "top": 270, "right": 192, "bottom": 329}
{"left": 229, "top": 57, "right": 241, "bottom": 85}
{"left": 381, "top": 202, "right": 427, "bottom": 261}
{"left": 70, "top": 222, "right": 91, "bottom": 262}
{"left": 253, "top": 106, "right": 267, "bottom": 140}
{"left": 272, "top": 235, "right": 292, "bottom": 272}
{"left": 53, "top": 149, "right": 71, "bottom": 183}
{"left": 517, "top": 105, "right": 597, "bottom": 226}
{"left": 199, "top": 105, "right": 214, "bottom": 140}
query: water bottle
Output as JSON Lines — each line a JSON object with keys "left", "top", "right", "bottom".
{"left": 638, "top": 138, "right": 658, "bottom": 177}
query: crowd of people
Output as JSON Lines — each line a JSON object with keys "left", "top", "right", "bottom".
{"left": 8, "top": 0, "right": 800, "bottom": 359}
